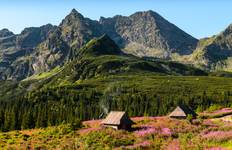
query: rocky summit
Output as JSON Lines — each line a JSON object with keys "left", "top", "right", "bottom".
{"left": 0, "top": 29, "right": 14, "bottom": 38}
{"left": 100, "top": 10, "right": 198, "bottom": 58}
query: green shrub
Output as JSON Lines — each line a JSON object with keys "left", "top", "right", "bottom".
{"left": 187, "top": 114, "right": 193, "bottom": 123}
{"left": 7, "top": 139, "right": 15, "bottom": 144}
{"left": 207, "top": 105, "right": 223, "bottom": 112}
{"left": 82, "top": 129, "right": 134, "bottom": 149}
{"left": 70, "top": 119, "right": 82, "bottom": 130}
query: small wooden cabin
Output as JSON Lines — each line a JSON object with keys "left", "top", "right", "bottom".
{"left": 101, "top": 111, "right": 135, "bottom": 130}
{"left": 169, "top": 105, "right": 197, "bottom": 119}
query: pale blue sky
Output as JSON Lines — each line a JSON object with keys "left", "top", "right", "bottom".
{"left": 0, "top": 0, "right": 232, "bottom": 39}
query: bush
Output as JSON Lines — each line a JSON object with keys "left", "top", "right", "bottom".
{"left": 82, "top": 128, "right": 134, "bottom": 149}
{"left": 70, "top": 119, "right": 82, "bottom": 130}
{"left": 207, "top": 104, "right": 223, "bottom": 112}
{"left": 187, "top": 114, "right": 193, "bottom": 123}
{"left": 192, "top": 118, "right": 202, "bottom": 125}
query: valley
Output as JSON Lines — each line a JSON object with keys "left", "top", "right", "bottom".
{"left": 0, "top": 7, "right": 232, "bottom": 150}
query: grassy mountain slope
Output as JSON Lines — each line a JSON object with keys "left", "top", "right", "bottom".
{"left": 178, "top": 24, "right": 232, "bottom": 72}
{"left": 22, "top": 35, "right": 205, "bottom": 86}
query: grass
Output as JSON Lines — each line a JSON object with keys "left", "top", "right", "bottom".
{"left": 0, "top": 124, "right": 77, "bottom": 149}
{"left": 24, "top": 66, "right": 63, "bottom": 81}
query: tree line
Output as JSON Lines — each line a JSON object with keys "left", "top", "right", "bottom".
{"left": 0, "top": 85, "right": 232, "bottom": 132}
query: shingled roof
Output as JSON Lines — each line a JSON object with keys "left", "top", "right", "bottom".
{"left": 101, "top": 111, "right": 134, "bottom": 125}
{"left": 169, "top": 105, "right": 197, "bottom": 118}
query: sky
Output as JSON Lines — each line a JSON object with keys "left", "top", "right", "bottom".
{"left": 0, "top": 0, "right": 232, "bottom": 39}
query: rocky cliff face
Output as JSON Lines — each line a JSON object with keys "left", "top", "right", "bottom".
{"left": 0, "top": 24, "right": 57, "bottom": 80}
{"left": 59, "top": 9, "right": 103, "bottom": 49}
{"left": 0, "top": 9, "right": 103, "bottom": 80}
{"left": 100, "top": 10, "right": 198, "bottom": 58}
{"left": 31, "top": 9, "right": 104, "bottom": 74}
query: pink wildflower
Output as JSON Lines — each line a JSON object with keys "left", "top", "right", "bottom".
{"left": 202, "top": 120, "right": 218, "bottom": 127}
{"left": 161, "top": 127, "right": 172, "bottom": 136}
{"left": 202, "top": 108, "right": 232, "bottom": 117}
{"left": 126, "top": 141, "right": 151, "bottom": 149}
{"left": 202, "top": 130, "right": 232, "bottom": 141}
{"left": 134, "top": 125, "right": 157, "bottom": 137}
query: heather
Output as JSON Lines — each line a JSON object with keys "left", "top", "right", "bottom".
{"left": 201, "top": 108, "right": 232, "bottom": 119}
{"left": 1, "top": 108, "right": 232, "bottom": 149}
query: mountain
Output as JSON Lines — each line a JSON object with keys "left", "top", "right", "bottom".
{"left": 0, "top": 34, "right": 227, "bottom": 134}
{"left": 0, "top": 24, "right": 57, "bottom": 80}
{"left": 3, "top": 9, "right": 232, "bottom": 80}
{"left": 31, "top": 9, "right": 104, "bottom": 75}
{"left": 0, "top": 34, "right": 206, "bottom": 103}
{"left": 59, "top": 9, "right": 103, "bottom": 49}
{"left": 100, "top": 10, "right": 198, "bottom": 58}
{"left": 1, "top": 9, "right": 232, "bottom": 140}
{"left": 182, "top": 24, "right": 232, "bottom": 71}
{"left": 0, "top": 9, "right": 201, "bottom": 80}
{"left": 77, "top": 34, "right": 123, "bottom": 57}
{"left": 0, "top": 34, "right": 204, "bottom": 105}
{"left": 23, "top": 35, "right": 206, "bottom": 89}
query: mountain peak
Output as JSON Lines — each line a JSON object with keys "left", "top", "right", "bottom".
{"left": 71, "top": 8, "right": 78, "bottom": 14}
{"left": 221, "top": 23, "right": 232, "bottom": 36}
{"left": 78, "top": 34, "right": 122, "bottom": 57}
{"left": 60, "top": 8, "right": 85, "bottom": 26}
{"left": 69, "top": 8, "right": 84, "bottom": 19}
{"left": 0, "top": 28, "right": 14, "bottom": 38}
{"left": 100, "top": 10, "right": 198, "bottom": 57}
{"left": 99, "top": 34, "right": 115, "bottom": 43}
{"left": 131, "top": 10, "right": 161, "bottom": 18}
{"left": 69, "top": 8, "right": 83, "bottom": 17}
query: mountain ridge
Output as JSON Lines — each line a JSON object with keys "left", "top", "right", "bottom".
{"left": 20, "top": 34, "right": 207, "bottom": 89}
{"left": 0, "top": 8, "right": 232, "bottom": 80}
{"left": 99, "top": 10, "right": 198, "bottom": 58}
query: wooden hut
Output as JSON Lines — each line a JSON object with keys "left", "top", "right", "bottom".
{"left": 101, "top": 111, "right": 135, "bottom": 130}
{"left": 169, "top": 105, "right": 197, "bottom": 119}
